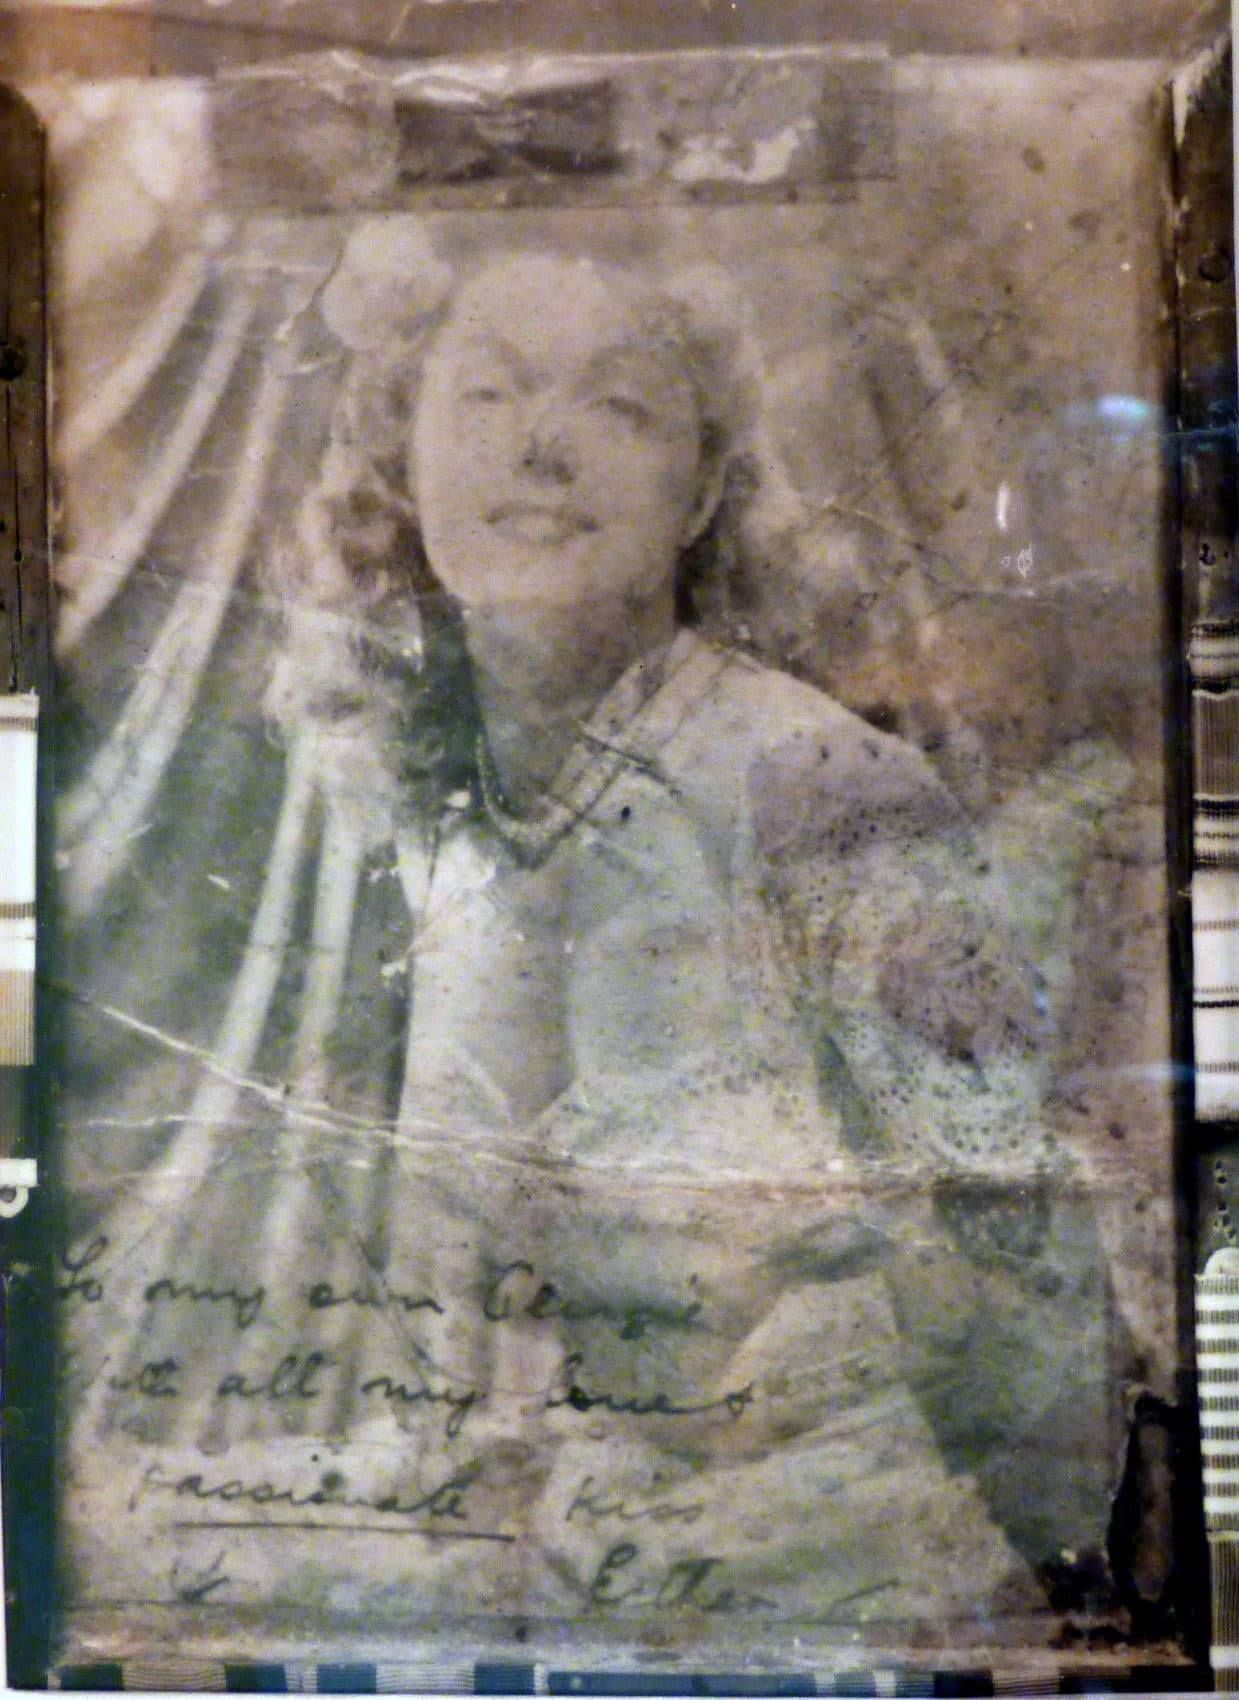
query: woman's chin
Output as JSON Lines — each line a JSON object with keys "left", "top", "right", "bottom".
{"left": 437, "top": 541, "right": 667, "bottom": 624}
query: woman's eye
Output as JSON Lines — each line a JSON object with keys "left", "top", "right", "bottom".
{"left": 598, "top": 394, "right": 654, "bottom": 427}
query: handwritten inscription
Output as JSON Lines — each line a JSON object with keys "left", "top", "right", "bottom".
{"left": 146, "top": 1276, "right": 265, "bottom": 1331}
{"left": 170, "top": 1549, "right": 231, "bottom": 1604}
{"left": 483, "top": 1261, "right": 703, "bottom": 1341}
{"left": 307, "top": 1280, "right": 442, "bottom": 1318}
{"left": 110, "top": 1357, "right": 182, "bottom": 1398}
{"left": 217, "top": 1352, "right": 329, "bottom": 1402}
{"left": 66, "top": 1233, "right": 769, "bottom": 1585}
{"left": 59, "top": 1236, "right": 107, "bottom": 1303}
{"left": 58, "top": 1242, "right": 740, "bottom": 1443}
{"left": 588, "top": 1543, "right": 775, "bottom": 1613}
{"left": 64, "top": 1231, "right": 795, "bottom": 1617}
{"left": 97, "top": 1348, "right": 752, "bottom": 1437}
{"left": 60, "top": 1245, "right": 704, "bottom": 1346}
{"left": 359, "top": 1374, "right": 480, "bottom": 1438}
{"left": 132, "top": 1460, "right": 482, "bottom": 1523}
{"left": 128, "top": 1463, "right": 779, "bottom": 1605}
{"left": 549, "top": 1353, "right": 755, "bottom": 1421}
{"left": 566, "top": 1473, "right": 705, "bottom": 1527}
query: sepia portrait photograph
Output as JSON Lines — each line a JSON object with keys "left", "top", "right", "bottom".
{"left": 20, "top": 34, "right": 1193, "bottom": 1683}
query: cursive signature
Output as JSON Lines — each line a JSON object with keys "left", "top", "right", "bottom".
{"left": 589, "top": 1543, "right": 775, "bottom": 1613}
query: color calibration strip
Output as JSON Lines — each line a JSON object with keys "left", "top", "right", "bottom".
{"left": 0, "top": 693, "right": 37, "bottom": 1066}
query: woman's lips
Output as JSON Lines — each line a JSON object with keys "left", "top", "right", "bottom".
{"left": 486, "top": 502, "right": 599, "bottom": 547}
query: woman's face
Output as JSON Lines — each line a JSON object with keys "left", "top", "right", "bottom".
{"left": 411, "top": 256, "right": 705, "bottom": 616}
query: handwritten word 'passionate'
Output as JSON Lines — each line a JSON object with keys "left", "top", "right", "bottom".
{"left": 131, "top": 1460, "right": 481, "bottom": 1523}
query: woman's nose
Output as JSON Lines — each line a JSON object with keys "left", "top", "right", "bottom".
{"left": 519, "top": 405, "right": 575, "bottom": 486}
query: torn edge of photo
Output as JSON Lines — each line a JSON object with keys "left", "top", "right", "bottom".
{"left": 0, "top": 4, "right": 1233, "bottom": 1694}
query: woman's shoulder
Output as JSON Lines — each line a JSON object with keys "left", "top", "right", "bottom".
{"left": 653, "top": 634, "right": 974, "bottom": 869}
{"left": 672, "top": 635, "right": 952, "bottom": 797}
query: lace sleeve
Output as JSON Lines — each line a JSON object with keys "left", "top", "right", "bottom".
{"left": 750, "top": 713, "right": 1074, "bottom": 1186}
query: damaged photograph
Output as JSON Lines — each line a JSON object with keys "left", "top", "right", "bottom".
{"left": 36, "top": 44, "right": 1187, "bottom": 1678}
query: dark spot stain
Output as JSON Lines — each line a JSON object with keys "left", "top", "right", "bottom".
{"left": 1069, "top": 208, "right": 1102, "bottom": 238}
{"left": 951, "top": 488, "right": 970, "bottom": 511}
{"left": 619, "top": 804, "right": 632, "bottom": 822}
{"left": 0, "top": 343, "right": 25, "bottom": 383}
{"left": 1199, "top": 246, "right": 1233, "bottom": 285}
{"left": 859, "top": 702, "right": 900, "bottom": 736}
{"left": 1021, "top": 144, "right": 1046, "bottom": 173}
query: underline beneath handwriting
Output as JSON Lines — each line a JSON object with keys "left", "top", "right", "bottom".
{"left": 172, "top": 1519, "right": 516, "bottom": 1541}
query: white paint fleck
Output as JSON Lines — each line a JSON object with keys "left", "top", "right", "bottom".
{"left": 1173, "top": 37, "right": 1228, "bottom": 149}
{"left": 671, "top": 120, "right": 814, "bottom": 187}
